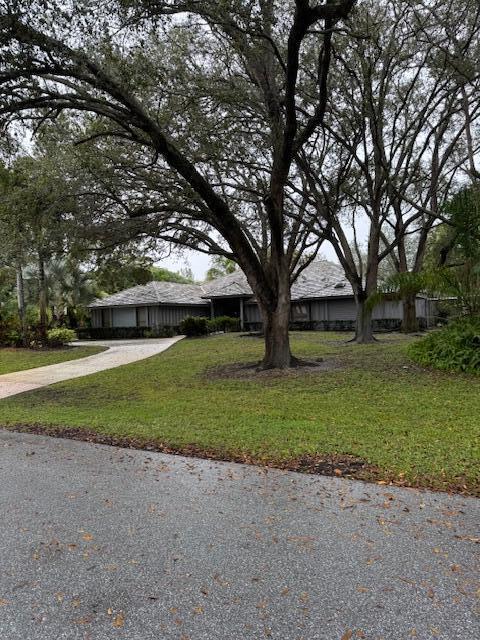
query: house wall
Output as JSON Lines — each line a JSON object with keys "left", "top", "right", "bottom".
{"left": 372, "top": 300, "right": 404, "bottom": 320}
{"left": 147, "top": 305, "right": 208, "bottom": 327}
{"left": 245, "top": 303, "right": 261, "bottom": 323}
{"left": 246, "top": 298, "right": 359, "bottom": 323}
{"left": 91, "top": 296, "right": 437, "bottom": 333}
{"left": 112, "top": 308, "right": 136, "bottom": 327}
{"left": 90, "top": 309, "right": 102, "bottom": 328}
{"left": 90, "top": 304, "right": 208, "bottom": 329}
{"left": 243, "top": 296, "right": 434, "bottom": 332}
{"left": 323, "top": 299, "right": 358, "bottom": 321}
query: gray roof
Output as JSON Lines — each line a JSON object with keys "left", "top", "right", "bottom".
{"left": 202, "top": 260, "right": 353, "bottom": 301}
{"left": 89, "top": 280, "right": 208, "bottom": 308}
{"left": 201, "top": 271, "right": 252, "bottom": 298}
{"left": 89, "top": 261, "right": 354, "bottom": 309}
{"left": 291, "top": 261, "right": 353, "bottom": 299}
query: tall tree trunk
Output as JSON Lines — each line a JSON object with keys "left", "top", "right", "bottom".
{"left": 16, "top": 262, "right": 27, "bottom": 346}
{"left": 258, "top": 272, "right": 292, "bottom": 369}
{"left": 352, "top": 221, "right": 380, "bottom": 344}
{"left": 38, "top": 253, "right": 48, "bottom": 342}
{"left": 261, "top": 301, "right": 292, "bottom": 369}
{"left": 401, "top": 295, "right": 419, "bottom": 333}
{"left": 67, "top": 306, "right": 78, "bottom": 328}
{"left": 354, "top": 294, "right": 375, "bottom": 344}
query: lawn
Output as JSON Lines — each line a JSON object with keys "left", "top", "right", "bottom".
{"left": 0, "top": 332, "right": 478, "bottom": 494}
{"left": 0, "top": 345, "right": 105, "bottom": 375}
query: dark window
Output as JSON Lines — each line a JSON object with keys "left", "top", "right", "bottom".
{"left": 291, "top": 303, "right": 309, "bottom": 321}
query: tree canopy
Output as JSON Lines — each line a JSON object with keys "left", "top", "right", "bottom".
{"left": 0, "top": 0, "right": 356, "bottom": 367}
{"left": 0, "top": 0, "right": 479, "bottom": 359}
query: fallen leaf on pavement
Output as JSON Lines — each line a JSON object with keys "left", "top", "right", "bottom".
{"left": 112, "top": 612, "right": 125, "bottom": 628}
{"left": 454, "top": 535, "right": 479, "bottom": 543}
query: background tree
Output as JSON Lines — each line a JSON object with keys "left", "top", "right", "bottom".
{"left": 432, "top": 186, "right": 480, "bottom": 316}
{"left": 94, "top": 252, "right": 193, "bottom": 294}
{"left": 301, "top": 0, "right": 480, "bottom": 339}
{"left": 0, "top": 161, "right": 30, "bottom": 342}
{"left": 205, "top": 256, "right": 237, "bottom": 281}
{"left": 4, "top": 155, "right": 76, "bottom": 340}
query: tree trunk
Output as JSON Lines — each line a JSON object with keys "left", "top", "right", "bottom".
{"left": 258, "top": 275, "right": 292, "bottom": 369}
{"left": 16, "top": 262, "right": 27, "bottom": 346}
{"left": 38, "top": 253, "right": 48, "bottom": 342}
{"left": 261, "top": 304, "right": 292, "bottom": 369}
{"left": 67, "top": 306, "right": 78, "bottom": 329}
{"left": 354, "top": 297, "right": 375, "bottom": 343}
{"left": 401, "top": 295, "right": 419, "bottom": 333}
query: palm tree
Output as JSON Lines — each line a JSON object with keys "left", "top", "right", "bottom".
{"left": 45, "top": 259, "right": 98, "bottom": 327}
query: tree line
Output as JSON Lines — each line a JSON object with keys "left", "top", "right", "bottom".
{"left": 0, "top": 0, "right": 479, "bottom": 366}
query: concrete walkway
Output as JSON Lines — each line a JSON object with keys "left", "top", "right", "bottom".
{"left": 0, "top": 337, "right": 183, "bottom": 399}
{"left": 0, "top": 430, "right": 478, "bottom": 640}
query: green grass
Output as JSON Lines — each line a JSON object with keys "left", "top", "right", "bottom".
{"left": 0, "top": 333, "right": 478, "bottom": 493}
{"left": 0, "top": 345, "right": 105, "bottom": 375}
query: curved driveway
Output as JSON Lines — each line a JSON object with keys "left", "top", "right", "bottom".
{"left": 0, "top": 337, "right": 183, "bottom": 399}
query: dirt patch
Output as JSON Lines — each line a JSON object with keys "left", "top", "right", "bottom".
{"left": 3, "top": 424, "right": 477, "bottom": 496}
{"left": 205, "top": 358, "right": 340, "bottom": 380}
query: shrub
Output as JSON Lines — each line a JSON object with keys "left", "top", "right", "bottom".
{"left": 144, "top": 326, "right": 176, "bottom": 338}
{"left": 0, "top": 316, "right": 23, "bottom": 347}
{"left": 0, "top": 327, "right": 23, "bottom": 347}
{"left": 409, "top": 317, "right": 480, "bottom": 374}
{"left": 215, "top": 316, "right": 240, "bottom": 333}
{"left": 206, "top": 318, "right": 217, "bottom": 333}
{"left": 46, "top": 327, "right": 77, "bottom": 347}
{"left": 179, "top": 316, "right": 208, "bottom": 337}
{"left": 207, "top": 316, "right": 241, "bottom": 333}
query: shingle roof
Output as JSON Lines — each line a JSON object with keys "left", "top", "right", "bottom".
{"left": 200, "top": 271, "right": 252, "bottom": 298}
{"left": 202, "top": 260, "right": 353, "bottom": 301}
{"left": 291, "top": 261, "right": 353, "bottom": 299}
{"left": 89, "top": 261, "right": 354, "bottom": 309}
{"left": 89, "top": 280, "right": 208, "bottom": 308}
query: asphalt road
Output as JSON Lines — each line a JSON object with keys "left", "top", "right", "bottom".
{"left": 0, "top": 429, "right": 478, "bottom": 640}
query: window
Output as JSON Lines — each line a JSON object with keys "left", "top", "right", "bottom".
{"left": 291, "top": 303, "right": 309, "bottom": 321}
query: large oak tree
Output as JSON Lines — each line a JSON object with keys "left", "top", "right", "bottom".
{"left": 0, "top": 0, "right": 355, "bottom": 368}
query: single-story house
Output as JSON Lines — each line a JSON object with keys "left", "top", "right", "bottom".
{"left": 88, "top": 261, "right": 436, "bottom": 335}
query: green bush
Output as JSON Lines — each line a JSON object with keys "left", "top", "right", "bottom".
{"left": 144, "top": 326, "right": 176, "bottom": 338}
{"left": 208, "top": 315, "right": 241, "bottom": 333}
{"left": 409, "top": 317, "right": 480, "bottom": 374}
{"left": 179, "top": 316, "right": 208, "bottom": 337}
{"left": 206, "top": 316, "right": 241, "bottom": 333}
{"left": 46, "top": 327, "right": 77, "bottom": 347}
{"left": 0, "top": 316, "right": 23, "bottom": 347}
{"left": 0, "top": 327, "right": 22, "bottom": 347}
